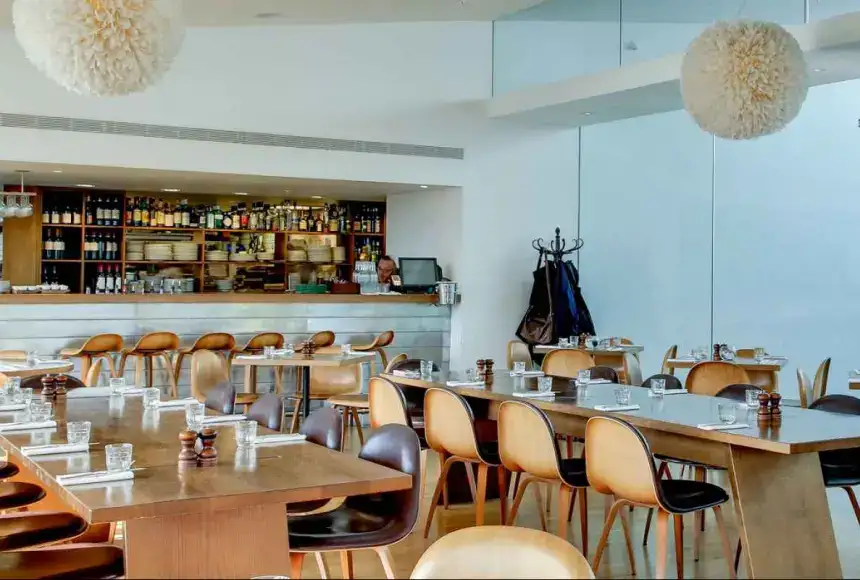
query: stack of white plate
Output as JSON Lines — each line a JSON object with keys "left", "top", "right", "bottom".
{"left": 127, "top": 241, "right": 145, "bottom": 261}
{"left": 261, "top": 233, "right": 277, "bottom": 253}
{"left": 256, "top": 252, "right": 275, "bottom": 261}
{"left": 287, "top": 250, "right": 307, "bottom": 262}
{"left": 230, "top": 252, "right": 255, "bottom": 262}
{"left": 172, "top": 242, "right": 199, "bottom": 262}
{"left": 214, "top": 278, "right": 233, "bottom": 293}
{"left": 144, "top": 243, "right": 172, "bottom": 261}
{"left": 308, "top": 246, "right": 332, "bottom": 263}
{"left": 332, "top": 247, "right": 346, "bottom": 263}
{"left": 206, "top": 250, "right": 228, "bottom": 262}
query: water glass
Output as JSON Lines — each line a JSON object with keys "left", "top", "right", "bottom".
{"left": 717, "top": 402, "right": 737, "bottom": 425}
{"left": 6, "top": 377, "right": 21, "bottom": 393}
{"left": 558, "top": 338, "right": 570, "bottom": 348}
{"left": 341, "top": 343, "right": 353, "bottom": 357}
{"left": 577, "top": 368, "right": 591, "bottom": 386}
{"left": 420, "top": 360, "right": 434, "bottom": 379}
{"left": 744, "top": 388, "right": 762, "bottom": 407}
{"left": 649, "top": 378, "right": 666, "bottom": 398}
{"left": 537, "top": 376, "right": 553, "bottom": 393}
{"left": 512, "top": 361, "right": 526, "bottom": 375}
{"left": 589, "top": 336, "right": 600, "bottom": 349}
{"left": 465, "top": 368, "right": 478, "bottom": 382}
{"left": 29, "top": 400, "right": 52, "bottom": 422}
{"left": 263, "top": 346, "right": 275, "bottom": 359}
{"left": 284, "top": 343, "right": 295, "bottom": 356}
{"left": 185, "top": 401, "right": 205, "bottom": 432}
{"left": 66, "top": 421, "right": 91, "bottom": 445}
{"left": 235, "top": 420, "right": 258, "bottom": 448}
{"left": 18, "top": 387, "right": 32, "bottom": 405}
{"left": 142, "top": 388, "right": 160, "bottom": 410}
{"left": 614, "top": 386, "right": 632, "bottom": 406}
{"left": 109, "top": 377, "right": 126, "bottom": 394}
{"left": 754, "top": 347, "right": 766, "bottom": 362}
{"left": 105, "top": 443, "right": 133, "bottom": 472}
{"left": 25, "top": 351, "right": 38, "bottom": 367}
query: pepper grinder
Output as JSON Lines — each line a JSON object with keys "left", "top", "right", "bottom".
{"left": 757, "top": 391, "right": 771, "bottom": 425}
{"left": 769, "top": 392, "right": 782, "bottom": 425}
{"left": 476, "top": 359, "right": 486, "bottom": 380}
{"left": 40, "top": 375, "right": 56, "bottom": 400}
{"left": 713, "top": 344, "right": 721, "bottom": 361}
{"left": 484, "top": 359, "right": 495, "bottom": 376}
{"left": 54, "top": 375, "right": 68, "bottom": 397}
{"left": 197, "top": 428, "right": 219, "bottom": 467}
{"left": 178, "top": 430, "right": 198, "bottom": 467}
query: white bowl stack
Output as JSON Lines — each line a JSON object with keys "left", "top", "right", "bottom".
{"left": 308, "top": 246, "right": 332, "bottom": 264}
{"left": 261, "top": 233, "right": 277, "bottom": 254}
{"left": 214, "top": 278, "right": 233, "bottom": 292}
{"left": 256, "top": 252, "right": 275, "bottom": 261}
{"left": 171, "top": 242, "right": 199, "bottom": 262}
{"left": 332, "top": 247, "right": 346, "bottom": 263}
{"left": 126, "top": 241, "right": 145, "bottom": 261}
{"left": 144, "top": 243, "right": 172, "bottom": 262}
{"left": 229, "top": 252, "right": 255, "bottom": 263}
{"left": 205, "top": 249, "right": 228, "bottom": 262}
{"left": 287, "top": 249, "right": 307, "bottom": 262}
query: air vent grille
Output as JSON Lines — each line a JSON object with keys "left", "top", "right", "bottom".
{"left": 0, "top": 113, "right": 464, "bottom": 160}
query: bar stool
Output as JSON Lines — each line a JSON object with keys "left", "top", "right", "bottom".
{"left": 588, "top": 416, "right": 735, "bottom": 580}
{"left": 686, "top": 361, "right": 750, "bottom": 396}
{"left": 118, "top": 332, "right": 179, "bottom": 395}
{"left": 289, "top": 355, "right": 361, "bottom": 434}
{"left": 498, "top": 400, "right": 589, "bottom": 555}
{"left": 0, "top": 544, "right": 125, "bottom": 579}
{"left": 191, "top": 350, "right": 257, "bottom": 409}
{"left": 352, "top": 330, "right": 394, "bottom": 374}
{"left": 309, "top": 331, "right": 335, "bottom": 348}
{"left": 228, "top": 332, "right": 284, "bottom": 394}
{"left": 542, "top": 350, "right": 594, "bottom": 379}
{"left": 173, "top": 332, "right": 235, "bottom": 385}
{"left": 59, "top": 334, "right": 123, "bottom": 380}
{"left": 423, "top": 387, "right": 508, "bottom": 537}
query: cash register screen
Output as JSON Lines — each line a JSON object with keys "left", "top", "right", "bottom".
{"left": 399, "top": 258, "right": 439, "bottom": 288}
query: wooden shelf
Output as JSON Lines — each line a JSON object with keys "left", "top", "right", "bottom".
{"left": 126, "top": 261, "right": 203, "bottom": 265}
{"left": 85, "top": 224, "right": 124, "bottom": 229}
{"left": 210, "top": 261, "right": 285, "bottom": 267}
{"left": 285, "top": 231, "right": 342, "bottom": 236}
{"left": 350, "top": 232, "right": 384, "bottom": 237}
{"left": 42, "top": 224, "right": 82, "bottom": 229}
{"left": 42, "top": 259, "right": 81, "bottom": 263}
{"left": 83, "top": 260, "right": 123, "bottom": 264}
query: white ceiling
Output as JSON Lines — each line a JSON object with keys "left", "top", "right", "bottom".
{"left": 0, "top": 162, "right": 442, "bottom": 201}
{"left": 0, "top": 0, "right": 545, "bottom": 26}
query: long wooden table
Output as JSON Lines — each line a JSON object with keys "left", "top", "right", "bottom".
{"left": 383, "top": 371, "right": 859, "bottom": 579}
{"left": 0, "top": 395, "right": 410, "bottom": 578}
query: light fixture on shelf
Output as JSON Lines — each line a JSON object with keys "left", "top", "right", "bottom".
{"left": 419, "top": 185, "right": 429, "bottom": 189}
{"left": 161, "top": 188, "right": 181, "bottom": 193}
{"left": 234, "top": 192, "right": 248, "bottom": 196}
{"left": 311, "top": 195, "right": 323, "bottom": 199}
{"left": 15, "top": 170, "right": 32, "bottom": 218}
{"left": 13, "top": 0, "right": 185, "bottom": 97}
{"left": 76, "top": 184, "right": 95, "bottom": 188}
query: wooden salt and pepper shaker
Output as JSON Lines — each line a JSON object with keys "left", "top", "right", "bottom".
{"left": 476, "top": 359, "right": 486, "bottom": 380}
{"left": 54, "top": 375, "right": 68, "bottom": 397}
{"left": 713, "top": 344, "right": 721, "bottom": 361}
{"left": 178, "top": 430, "right": 198, "bottom": 467}
{"left": 197, "top": 428, "right": 218, "bottom": 467}
{"left": 757, "top": 391, "right": 771, "bottom": 425}
{"left": 769, "top": 392, "right": 782, "bottom": 425}
{"left": 484, "top": 359, "right": 495, "bottom": 375}
{"left": 40, "top": 375, "right": 56, "bottom": 399}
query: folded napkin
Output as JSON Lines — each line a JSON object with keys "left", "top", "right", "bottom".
{"left": 236, "top": 354, "right": 266, "bottom": 360}
{"left": 0, "top": 420, "right": 57, "bottom": 432}
{"left": 759, "top": 359, "right": 783, "bottom": 365}
{"left": 0, "top": 404, "right": 27, "bottom": 412}
{"left": 662, "top": 389, "right": 689, "bottom": 395}
{"left": 202, "top": 415, "right": 246, "bottom": 425}
{"left": 512, "top": 391, "right": 556, "bottom": 399}
{"left": 509, "top": 370, "right": 545, "bottom": 377}
{"left": 391, "top": 370, "right": 420, "bottom": 379}
{"left": 36, "top": 359, "right": 69, "bottom": 365}
{"left": 120, "top": 388, "right": 147, "bottom": 396}
{"left": 57, "top": 470, "right": 134, "bottom": 486}
{"left": 446, "top": 380, "right": 485, "bottom": 388}
{"left": 22, "top": 443, "right": 89, "bottom": 457}
{"left": 594, "top": 404, "right": 640, "bottom": 412}
{"left": 579, "top": 378, "right": 611, "bottom": 385}
{"left": 157, "top": 398, "right": 197, "bottom": 409}
{"left": 0, "top": 363, "right": 26, "bottom": 371}
{"left": 254, "top": 433, "right": 307, "bottom": 446}
{"left": 697, "top": 423, "right": 749, "bottom": 431}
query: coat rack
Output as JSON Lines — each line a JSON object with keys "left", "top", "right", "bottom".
{"left": 531, "top": 227, "right": 584, "bottom": 263}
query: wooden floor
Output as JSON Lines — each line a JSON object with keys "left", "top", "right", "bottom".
{"left": 293, "top": 427, "right": 860, "bottom": 579}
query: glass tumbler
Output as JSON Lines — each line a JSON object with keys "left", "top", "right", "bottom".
{"left": 537, "top": 376, "right": 553, "bottom": 393}
{"left": 512, "top": 361, "right": 526, "bottom": 375}
{"left": 109, "top": 377, "right": 126, "bottom": 394}
{"left": 142, "top": 388, "right": 160, "bottom": 410}
{"left": 29, "top": 401, "right": 52, "bottom": 422}
{"left": 341, "top": 343, "right": 352, "bottom": 357}
{"left": 577, "top": 369, "right": 591, "bottom": 386}
{"left": 649, "top": 378, "right": 666, "bottom": 398}
{"left": 263, "top": 346, "right": 275, "bottom": 359}
{"left": 235, "top": 421, "right": 258, "bottom": 448}
{"left": 754, "top": 347, "right": 766, "bottom": 362}
{"left": 26, "top": 351, "right": 38, "bottom": 367}
{"left": 717, "top": 402, "right": 737, "bottom": 425}
{"left": 66, "top": 421, "right": 91, "bottom": 445}
{"left": 185, "top": 401, "right": 205, "bottom": 432}
{"left": 558, "top": 338, "right": 570, "bottom": 348}
{"left": 420, "top": 360, "right": 434, "bottom": 379}
{"left": 105, "top": 443, "right": 133, "bottom": 472}
{"left": 744, "top": 388, "right": 762, "bottom": 407}
{"left": 614, "top": 387, "right": 632, "bottom": 406}
{"left": 465, "top": 368, "right": 478, "bottom": 382}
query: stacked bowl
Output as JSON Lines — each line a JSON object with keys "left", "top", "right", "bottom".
{"left": 171, "top": 242, "right": 199, "bottom": 262}
{"left": 144, "top": 243, "right": 172, "bottom": 261}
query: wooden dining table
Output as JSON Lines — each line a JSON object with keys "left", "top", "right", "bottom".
{"left": 0, "top": 394, "right": 411, "bottom": 578}
{"left": 533, "top": 344, "right": 643, "bottom": 382}
{"left": 666, "top": 356, "right": 788, "bottom": 391}
{"left": 0, "top": 358, "right": 74, "bottom": 378}
{"left": 382, "top": 370, "right": 858, "bottom": 579}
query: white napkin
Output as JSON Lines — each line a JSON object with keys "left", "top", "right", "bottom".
{"left": 594, "top": 404, "right": 640, "bottom": 412}
{"left": 662, "top": 389, "right": 689, "bottom": 395}
{"left": 67, "top": 387, "right": 112, "bottom": 399}
{"left": 0, "top": 404, "right": 27, "bottom": 412}
{"left": 202, "top": 415, "right": 247, "bottom": 425}
{"left": 391, "top": 370, "right": 420, "bottom": 379}
{"left": 254, "top": 433, "right": 307, "bottom": 446}
{"left": 0, "top": 420, "right": 57, "bottom": 432}
{"left": 157, "top": 398, "right": 197, "bottom": 409}
{"left": 579, "top": 378, "right": 612, "bottom": 385}
{"left": 509, "top": 371, "right": 545, "bottom": 377}
{"left": 759, "top": 359, "right": 782, "bottom": 365}
{"left": 22, "top": 443, "right": 89, "bottom": 457}
{"left": 697, "top": 423, "right": 750, "bottom": 431}
{"left": 446, "top": 380, "right": 484, "bottom": 388}
{"left": 236, "top": 354, "right": 266, "bottom": 360}
{"left": 57, "top": 470, "right": 134, "bottom": 486}
{"left": 512, "top": 391, "right": 556, "bottom": 399}
{"left": 0, "top": 363, "right": 26, "bottom": 371}
{"left": 119, "top": 388, "right": 147, "bottom": 396}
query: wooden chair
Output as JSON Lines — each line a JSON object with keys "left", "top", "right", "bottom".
{"left": 0, "top": 351, "right": 27, "bottom": 361}
{"left": 289, "top": 349, "right": 361, "bottom": 435}
{"left": 797, "top": 368, "right": 814, "bottom": 408}
{"left": 423, "top": 387, "right": 508, "bottom": 537}
{"left": 735, "top": 348, "right": 764, "bottom": 359}
{"left": 60, "top": 334, "right": 123, "bottom": 381}
{"left": 685, "top": 361, "right": 750, "bottom": 397}
{"left": 173, "top": 332, "right": 235, "bottom": 385}
{"left": 191, "top": 350, "right": 256, "bottom": 408}
{"left": 542, "top": 350, "right": 594, "bottom": 379}
{"left": 507, "top": 340, "right": 533, "bottom": 371}
{"left": 808, "top": 395, "right": 860, "bottom": 526}
{"left": 622, "top": 353, "right": 642, "bottom": 386}
{"left": 288, "top": 424, "right": 421, "bottom": 580}
{"left": 0, "top": 545, "right": 124, "bottom": 578}
{"left": 228, "top": 332, "right": 284, "bottom": 393}
{"left": 587, "top": 416, "right": 735, "bottom": 580}
{"left": 83, "top": 358, "right": 104, "bottom": 388}
{"left": 118, "top": 332, "right": 179, "bottom": 395}
{"left": 353, "top": 330, "right": 395, "bottom": 374}
{"left": 814, "top": 357, "right": 831, "bottom": 400}
{"left": 410, "top": 526, "right": 595, "bottom": 579}
{"left": 385, "top": 353, "right": 408, "bottom": 372}
{"left": 309, "top": 330, "right": 335, "bottom": 348}
{"left": 661, "top": 345, "right": 678, "bottom": 375}
{"left": 498, "top": 400, "right": 589, "bottom": 555}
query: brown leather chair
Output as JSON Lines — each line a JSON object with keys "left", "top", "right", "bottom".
{"left": 191, "top": 350, "right": 256, "bottom": 409}
{"left": 715, "top": 383, "right": 761, "bottom": 402}
{"left": 0, "top": 544, "right": 124, "bottom": 579}
{"left": 410, "top": 525, "right": 595, "bottom": 579}
{"left": 173, "top": 332, "right": 236, "bottom": 384}
{"left": 60, "top": 334, "right": 123, "bottom": 381}
{"left": 228, "top": 332, "right": 284, "bottom": 393}
{"left": 285, "top": 407, "right": 345, "bottom": 516}
{"left": 809, "top": 395, "right": 860, "bottom": 526}
{"left": 0, "top": 511, "right": 89, "bottom": 551}
{"left": 246, "top": 394, "right": 284, "bottom": 431}
{"left": 588, "top": 366, "right": 618, "bottom": 383}
{"left": 423, "top": 388, "right": 507, "bottom": 537}
{"left": 353, "top": 330, "right": 394, "bottom": 374}
{"left": 685, "top": 361, "right": 750, "bottom": 397}
{"left": 506, "top": 340, "right": 533, "bottom": 372}
{"left": 118, "top": 332, "right": 179, "bottom": 395}
{"left": 204, "top": 381, "right": 235, "bottom": 415}
{"left": 309, "top": 331, "right": 336, "bottom": 348}
{"left": 587, "top": 416, "right": 735, "bottom": 580}
{"left": 661, "top": 345, "right": 678, "bottom": 375}
{"left": 642, "top": 374, "right": 683, "bottom": 391}
{"left": 542, "top": 350, "right": 594, "bottom": 379}
{"left": 288, "top": 424, "right": 421, "bottom": 580}
{"left": 498, "top": 400, "right": 589, "bottom": 554}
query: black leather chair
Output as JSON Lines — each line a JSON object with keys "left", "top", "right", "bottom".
{"left": 285, "top": 408, "right": 344, "bottom": 515}
{"left": 246, "top": 394, "right": 284, "bottom": 431}
{"left": 715, "top": 383, "right": 761, "bottom": 402}
{"left": 203, "top": 381, "right": 235, "bottom": 415}
{"left": 810, "top": 395, "right": 860, "bottom": 525}
{"left": 288, "top": 424, "right": 421, "bottom": 580}
{"left": 641, "top": 374, "right": 683, "bottom": 391}
{"left": 589, "top": 366, "right": 619, "bottom": 383}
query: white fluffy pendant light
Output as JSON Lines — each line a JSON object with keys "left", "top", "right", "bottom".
{"left": 13, "top": 0, "right": 185, "bottom": 97}
{"left": 681, "top": 20, "right": 808, "bottom": 140}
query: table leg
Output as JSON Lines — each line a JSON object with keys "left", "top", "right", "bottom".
{"left": 729, "top": 446, "right": 841, "bottom": 578}
{"left": 243, "top": 365, "right": 254, "bottom": 394}
{"left": 124, "top": 504, "right": 291, "bottom": 578}
{"left": 302, "top": 366, "right": 311, "bottom": 418}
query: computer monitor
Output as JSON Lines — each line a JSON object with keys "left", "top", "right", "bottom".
{"left": 398, "top": 257, "right": 439, "bottom": 290}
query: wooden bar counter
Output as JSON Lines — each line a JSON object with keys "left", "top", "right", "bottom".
{"left": 0, "top": 395, "right": 411, "bottom": 578}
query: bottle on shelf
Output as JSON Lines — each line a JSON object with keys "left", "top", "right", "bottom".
{"left": 105, "top": 265, "right": 115, "bottom": 294}
{"left": 41, "top": 201, "right": 50, "bottom": 224}
{"left": 164, "top": 202, "right": 174, "bottom": 228}
{"left": 172, "top": 202, "right": 182, "bottom": 229}
{"left": 95, "top": 196, "right": 104, "bottom": 226}
{"left": 50, "top": 202, "right": 60, "bottom": 225}
{"left": 54, "top": 229, "right": 65, "bottom": 259}
{"left": 43, "top": 230, "right": 54, "bottom": 260}
{"left": 95, "top": 265, "right": 106, "bottom": 294}
{"left": 126, "top": 197, "right": 135, "bottom": 226}
{"left": 111, "top": 197, "right": 121, "bottom": 226}
{"left": 373, "top": 207, "right": 382, "bottom": 233}
{"left": 114, "top": 265, "right": 123, "bottom": 294}
{"left": 73, "top": 204, "right": 82, "bottom": 225}
{"left": 62, "top": 205, "right": 72, "bottom": 225}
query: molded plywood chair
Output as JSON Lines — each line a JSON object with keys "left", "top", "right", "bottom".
{"left": 507, "top": 340, "right": 533, "bottom": 371}
{"left": 385, "top": 353, "right": 408, "bottom": 373}
{"left": 0, "top": 544, "right": 125, "bottom": 579}
{"left": 309, "top": 331, "right": 336, "bottom": 348}
{"left": 499, "top": 400, "right": 589, "bottom": 554}
{"left": 587, "top": 416, "right": 735, "bottom": 580}
{"left": 353, "top": 330, "right": 395, "bottom": 374}
{"left": 735, "top": 348, "right": 764, "bottom": 359}
{"left": 685, "top": 362, "right": 750, "bottom": 397}
{"left": 118, "top": 332, "right": 179, "bottom": 395}
{"left": 173, "top": 332, "right": 235, "bottom": 384}
{"left": 423, "top": 388, "right": 508, "bottom": 537}
{"left": 60, "top": 334, "right": 123, "bottom": 381}
{"left": 661, "top": 345, "right": 678, "bottom": 376}
{"left": 410, "top": 526, "right": 595, "bottom": 580}
{"left": 191, "top": 350, "right": 255, "bottom": 409}
{"left": 809, "top": 395, "right": 860, "bottom": 526}
{"left": 0, "top": 351, "right": 26, "bottom": 361}
{"left": 622, "top": 353, "right": 642, "bottom": 386}
{"left": 0, "top": 510, "right": 90, "bottom": 551}
{"left": 83, "top": 358, "right": 104, "bottom": 388}
{"left": 289, "top": 351, "right": 362, "bottom": 435}
{"left": 542, "top": 350, "right": 595, "bottom": 379}
{"left": 228, "top": 332, "right": 284, "bottom": 393}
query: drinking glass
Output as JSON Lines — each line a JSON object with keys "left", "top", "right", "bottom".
{"left": 18, "top": 387, "right": 32, "bottom": 405}
{"left": 105, "top": 443, "right": 133, "bottom": 472}
{"left": 263, "top": 346, "right": 275, "bottom": 360}
{"left": 537, "top": 376, "right": 553, "bottom": 393}
{"left": 341, "top": 343, "right": 352, "bottom": 357}
{"left": 185, "top": 401, "right": 205, "bottom": 432}
{"left": 614, "top": 387, "right": 632, "bottom": 406}
{"left": 66, "top": 421, "right": 91, "bottom": 445}
{"left": 465, "top": 368, "right": 478, "bottom": 382}
{"left": 754, "top": 347, "right": 766, "bottom": 362}
{"left": 6, "top": 377, "right": 21, "bottom": 392}
{"left": 577, "top": 368, "right": 591, "bottom": 386}
{"left": 284, "top": 343, "right": 295, "bottom": 356}
{"left": 142, "top": 388, "right": 160, "bottom": 410}
{"left": 235, "top": 421, "right": 258, "bottom": 448}
{"left": 26, "top": 351, "right": 38, "bottom": 367}
{"left": 512, "top": 361, "right": 526, "bottom": 375}
{"left": 717, "top": 402, "right": 737, "bottom": 425}
{"left": 589, "top": 336, "right": 600, "bottom": 350}
{"left": 29, "top": 401, "right": 52, "bottom": 422}
{"left": 109, "top": 377, "right": 126, "bottom": 394}
{"left": 569, "top": 336, "right": 577, "bottom": 347}
{"left": 420, "top": 360, "right": 434, "bottom": 379}
{"left": 744, "top": 388, "right": 762, "bottom": 407}
{"left": 649, "top": 378, "right": 666, "bottom": 398}
{"left": 9, "top": 387, "right": 23, "bottom": 404}
{"left": 558, "top": 338, "right": 570, "bottom": 348}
